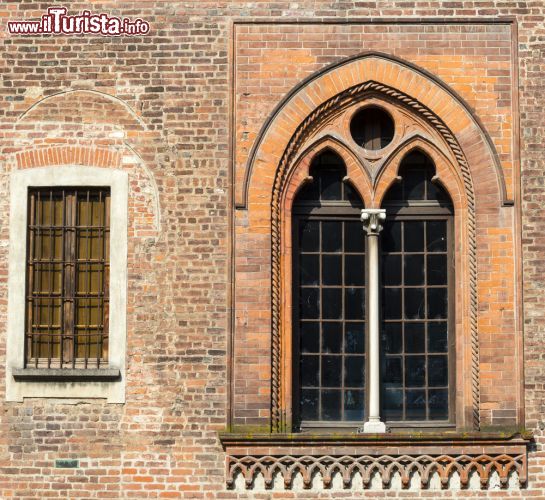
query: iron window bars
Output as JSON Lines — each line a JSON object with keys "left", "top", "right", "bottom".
{"left": 25, "top": 187, "right": 110, "bottom": 369}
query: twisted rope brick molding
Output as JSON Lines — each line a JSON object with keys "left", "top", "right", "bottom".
{"left": 269, "top": 80, "right": 479, "bottom": 432}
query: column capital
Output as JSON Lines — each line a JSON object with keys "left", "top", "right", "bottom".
{"left": 361, "top": 209, "right": 386, "bottom": 235}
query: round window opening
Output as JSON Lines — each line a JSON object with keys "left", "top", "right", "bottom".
{"left": 350, "top": 106, "right": 395, "bottom": 151}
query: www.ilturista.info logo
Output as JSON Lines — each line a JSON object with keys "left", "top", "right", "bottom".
{"left": 7, "top": 7, "right": 150, "bottom": 36}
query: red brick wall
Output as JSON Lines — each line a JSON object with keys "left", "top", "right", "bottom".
{"left": 0, "top": 1, "right": 543, "bottom": 498}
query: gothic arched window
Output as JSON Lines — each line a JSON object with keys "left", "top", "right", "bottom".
{"left": 380, "top": 151, "right": 454, "bottom": 425}
{"left": 293, "top": 151, "right": 366, "bottom": 426}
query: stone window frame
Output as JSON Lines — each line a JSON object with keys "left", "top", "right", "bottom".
{"left": 5, "top": 166, "right": 128, "bottom": 403}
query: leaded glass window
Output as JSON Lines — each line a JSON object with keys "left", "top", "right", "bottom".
{"left": 293, "top": 152, "right": 366, "bottom": 425}
{"left": 381, "top": 152, "right": 453, "bottom": 422}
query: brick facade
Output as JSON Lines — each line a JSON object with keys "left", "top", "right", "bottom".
{"left": 0, "top": 1, "right": 544, "bottom": 498}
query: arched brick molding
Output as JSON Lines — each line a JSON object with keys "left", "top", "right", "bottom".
{"left": 242, "top": 52, "right": 507, "bottom": 210}
{"left": 262, "top": 73, "right": 495, "bottom": 432}
{"left": 17, "top": 89, "right": 146, "bottom": 130}
{"left": 374, "top": 137, "right": 465, "bottom": 208}
{"left": 15, "top": 145, "right": 122, "bottom": 170}
{"left": 10, "top": 144, "right": 161, "bottom": 241}
{"left": 287, "top": 137, "right": 373, "bottom": 208}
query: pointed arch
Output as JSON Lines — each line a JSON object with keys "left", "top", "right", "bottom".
{"left": 283, "top": 135, "right": 372, "bottom": 210}
{"left": 375, "top": 138, "right": 465, "bottom": 211}
{"left": 241, "top": 51, "right": 508, "bottom": 209}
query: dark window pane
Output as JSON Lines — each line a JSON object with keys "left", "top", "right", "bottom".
{"left": 301, "top": 322, "right": 320, "bottom": 353}
{"left": 427, "top": 254, "right": 447, "bottom": 285}
{"left": 322, "top": 322, "right": 342, "bottom": 353}
{"left": 300, "top": 220, "right": 319, "bottom": 252}
{"left": 405, "top": 356, "right": 426, "bottom": 387}
{"left": 428, "top": 355, "right": 448, "bottom": 386}
{"left": 301, "top": 288, "right": 319, "bottom": 318}
{"left": 300, "top": 255, "right": 319, "bottom": 285}
{"left": 382, "top": 322, "right": 402, "bottom": 354}
{"left": 383, "top": 254, "right": 401, "bottom": 286}
{"left": 404, "top": 254, "right": 424, "bottom": 286}
{"left": 383, "top": 288, "right": 401, "bottom": 319}
{"left": 322, "top": 390, "right": 341, "bottom": 420}
{"left": 344, "top": 183, "right": 362, "bottom": 204}
{"left": 322, "top": 254, "right": 342, "bottom": 285}
{"left": 323, "top": 288, "right": 342, "bottom": 319}
{"left": 345, "top": 255, "right": 365, "bottom": 286}
{"left": 344, "top": 390, "right": 364, "bottom": 421}
{"left": 345, "top": 322, "right": 365, "bottom": 353}
{"left": 300, "top": 389, "right": 319, "bottom": 420}
{"left": 322, "top": 356, "right": 342, "bottom": 387}
{"left": 427, "top": 181, "right": 449, "bottom": 202}
{"left": 301, "top": 355, "right": 319, "bottom": 387}
{"left": 405, "top": 288, "right": 425, "bottom": 319}
{"left": 428, "top": 322, "right": 448, "bottom": 353}
{"left": 345, "top": 221, "right": 365, "bottom": 252}
{"left": 345, "top": 287, "right": 364, "bottom": 320}
{"left": 406, "top": 389, "right": 426, "bottom": 420}
{"left": 321, "top": 172, "right": 342, "bottom": 200}
{"left": 384, "top": 357, "right": 402, "bottom": 385}
{"left": 384, "top": 180, "right": 402, "bottom": 201}
{"left": 404, "top": 221, "right": 424, "bottom": 252}
{"left": 296, "top": 178, "right": 319, "bottom": 201}
{"left": 344, "top": 356, "right": 364, "bottom": 386}
{"left": 382, "top": 222, "right": 401, "bottom": 252}
{"left": 322, "top": 221, "right": 342, "bottom": 252}
{"left": 404, "top": 169, "right": 426, "bottom": 200}
{"left": 427, "top": 288, "right": 448, "bottom": 319}
{"left": 429, "top": 389, "right": 449, "bottom": 420}
{"left": 405, "top": 322, "right": 425, "bottom": 353}
{"left": 383, "top": 389, "right": 403, "bottom": 420}
{"left": 427, "top": 220, "right": 447, "bottom": 252}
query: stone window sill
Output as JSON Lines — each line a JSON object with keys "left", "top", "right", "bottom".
{"left": 12, "top": 368, "right": 121, "bottom": 382}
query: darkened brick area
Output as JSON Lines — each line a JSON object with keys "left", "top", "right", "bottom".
{"left": 0, "top": 0, "right": 543, "bottom": 497}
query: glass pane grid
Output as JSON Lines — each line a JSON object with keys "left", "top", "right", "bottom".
{"left": 25, "top": 188, "right": 110, "bottom": 369}
{"left": 381, "top": 219, "right": 449, "bottom": 421}
{"left": 299, "top": 219, "right": 366, "bottom": 423}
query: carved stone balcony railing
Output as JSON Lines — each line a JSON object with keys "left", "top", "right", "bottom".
{"left": 219, "top": 431, "right": 531, "bottom": 491}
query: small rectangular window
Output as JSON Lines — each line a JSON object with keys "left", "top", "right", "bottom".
{"left": 26, "top": 188, "right": 110, "bottom": 369}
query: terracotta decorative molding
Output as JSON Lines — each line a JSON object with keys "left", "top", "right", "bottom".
{"left": 226, "top": 452, "right": 526, "bottom": 490}
{"left": 270, "top": 80, "right": 479, "bottom": 432}
{"left": 221, "top": 432, "right": 530, "bottom": 491}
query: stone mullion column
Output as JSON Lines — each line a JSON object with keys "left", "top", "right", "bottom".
{"left": 360, "top": 209, "right": 387, "bottom": 433}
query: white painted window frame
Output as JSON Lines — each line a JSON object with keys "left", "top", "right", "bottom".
{"left": 5, "top": 166, "right": 128, "bottom": 403}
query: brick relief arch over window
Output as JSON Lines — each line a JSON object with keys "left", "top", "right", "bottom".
{"left": 231, "top": 52, "right": 520, "bottom": 440}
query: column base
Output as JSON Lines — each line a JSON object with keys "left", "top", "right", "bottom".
{"left": 358, "top": 419, "right": 387, "bottom": 434}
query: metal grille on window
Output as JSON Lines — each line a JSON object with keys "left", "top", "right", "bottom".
{"left": 381, "top": 152, "right": 453, "bottom": 422}
{"left": 26, "top": 188, "right": 110, "bottom": 369}
{"left": 293, "top": 151, "right": 366, "bottom": 424}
